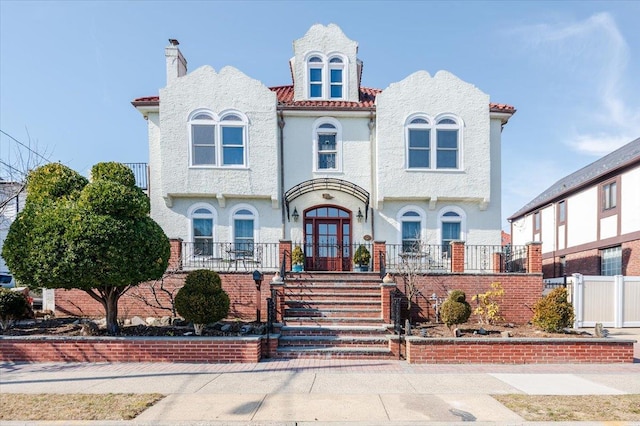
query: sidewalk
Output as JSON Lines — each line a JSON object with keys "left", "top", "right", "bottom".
{"left": 1, "top": 329, "right": 638, "bottom": 425}
{"left": 2, "top": 358, "right": 639, "bottom": 425}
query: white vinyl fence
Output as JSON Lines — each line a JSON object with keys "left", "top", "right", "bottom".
{"left": 570, "top": 274, "right": 640, "bottom": 328}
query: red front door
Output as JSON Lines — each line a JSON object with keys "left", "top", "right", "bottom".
{"left": 304, "top": 206, "right": 351, "bottom": 271}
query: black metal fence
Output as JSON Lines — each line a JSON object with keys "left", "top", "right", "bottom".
{"left": 123, "top": 162, "right": 148, "bottom": 190}
{"left": 181, "top": 241, "right": 281, "bottom": 271}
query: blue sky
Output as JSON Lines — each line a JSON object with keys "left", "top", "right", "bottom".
{"left": 1, "top": 1, "right": 639, "bottom": 230}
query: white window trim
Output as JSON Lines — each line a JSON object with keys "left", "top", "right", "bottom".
{"left": 312, "top": 117, "right": 343, "bottom": 173}
{"left": 230, "top": 204, "right": 260, "bottom": 244}
{"left": 437, "top": 206, "right": 467, "bottom": 244}
{"left": 396, "top": 205, "right": 426, "bottom": 246}
{"left": 404, "top": 113, "right": 463, "bottom": 171}
{"left": 188, "top": 109, "right": 249, "bottom": 169}
{"left": 187, "top": 203, "right": 218, "bottom": 257}
{"left": 304, "top": 52, "right": 348, "bottom": 101}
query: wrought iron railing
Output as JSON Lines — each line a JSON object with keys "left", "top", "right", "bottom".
{"left": 464, "top": 244, "right": 528, "bottom": 273}
{"left": 385, "top": 244, "right": 451, "bottom": 273}
{"left": 123, "top": 162, "right": 148, "bottom": 190}
{"left": 181, "top": 241, "right": 280, "bottom": 271}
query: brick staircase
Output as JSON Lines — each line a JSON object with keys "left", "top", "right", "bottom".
{"left": 273, "top": 272, "right": 395, "bottom": 359}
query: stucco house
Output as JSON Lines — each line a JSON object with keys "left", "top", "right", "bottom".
{"left": 132, "top": 24, "right": 516, "bottom": 272}
{"left": 509, "top": 137, "right": 640, "bottom": 278}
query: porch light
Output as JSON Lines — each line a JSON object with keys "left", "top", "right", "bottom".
{"left": 292, "top": 207, "right": 299, "bottom": 222}
{"left": 356, "top": 208, "right": 364, "bottom": 222}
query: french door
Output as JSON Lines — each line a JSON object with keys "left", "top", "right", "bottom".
{"left": 304, "top": 206, "right": 351, "bottom": 271}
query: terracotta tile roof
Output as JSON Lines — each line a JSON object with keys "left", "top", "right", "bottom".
{"left": 132, "top": 87, "right": 515, "bottom": 114}
{"left": 270, "top": 85, "right": 379, "bottom": 110}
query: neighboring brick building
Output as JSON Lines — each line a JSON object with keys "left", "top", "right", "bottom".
{"left": 509, "top": 137, "right": 640, "bottom": 278}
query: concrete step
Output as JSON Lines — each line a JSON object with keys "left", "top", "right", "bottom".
{"left": 285, "top": 300, "right": 380, "bottom": 306}
{"left": 280, "top": 325, "right": 391, "bottom": 336}
{"left": 284, "top": 308, "right": 381, "bottom": 319}
{"left": 283, "top": 316, "right": 384, "bottom": 326}
{"left": 278, "top": 335, "right": 388, "bottom": 348}
{"left": 274, "top": 346, "right": 394, "bottom": 360}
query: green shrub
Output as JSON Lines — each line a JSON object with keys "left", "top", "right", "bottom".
{"left": 532, "top": 287, "right": 574, "bottom": 332}
{"left": 291, "top": 245, "right": 305, "bottom": 266}
{"left": 440, "top": 290, "right": 471, "bottom": 331}
{"left": 0, "top": 289, "right": 30, "bottom": 331}
{"left": 353, "top": 244, "right": 371, "bottom": 266}
{"left": 91, "top": 162, "right": 136, "bottom": 187}
{"left": 175, "top": 270, "right": 230, "bottom": 335}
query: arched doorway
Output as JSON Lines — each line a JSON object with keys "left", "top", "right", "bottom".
{"left": 304, "top": 205, "right": 352, "bottom": 271}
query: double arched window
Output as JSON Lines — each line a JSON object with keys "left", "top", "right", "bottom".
{"left": 306, "top": 54, "right": 346, "bottom": 100}
{"left": 188, "top": 110, "right": 248, "bottom": 167}
{"left": 405, "top": 114, "right": 462, "bottom": 170}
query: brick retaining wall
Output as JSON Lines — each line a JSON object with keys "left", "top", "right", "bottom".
{"left": 0, "top": 336, "right": 262, "bottom": 363}
{"left": 404, "top": 337, "right": 635, "bottom": 363}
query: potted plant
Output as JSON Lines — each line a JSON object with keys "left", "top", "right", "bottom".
{"left": 291, "top": 245, "right": 305, "bottom": 272}
{"left": 353, "top": 244, "right": 371, "bottom": 272}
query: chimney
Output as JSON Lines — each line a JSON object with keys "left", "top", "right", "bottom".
{"left": 165, "top": 38, "right": 187, "bottom": 86}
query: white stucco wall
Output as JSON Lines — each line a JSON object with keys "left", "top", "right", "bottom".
{"left": 374, "top": 70, "right": 499, "bottom": 246}
{"left": 149, "top": 65, "right": 279, "bottom": 240}
{"left": 621, "top": 166, "right": 640, "bottom": 235}
{"left": 292, "top": 24, "right": 359, "bottom": 102}
{"left": 540, "top": 204, "right": 556, "bottom": 253}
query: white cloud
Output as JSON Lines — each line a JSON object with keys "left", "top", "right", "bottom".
{"left": 514, "top": 13, "right": 640, "bottom": 156}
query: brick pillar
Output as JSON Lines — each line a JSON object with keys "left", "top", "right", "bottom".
{"left": 279, "top": 240, "right": 292, "bottom": 272}
{"left": 527, "top": 242, "right": 542, "bottom": 274}
{"left": 492, "top": 252, "right": 504, "bottom": 273}
{"left": 381, "top": 273, "right": 396, "bottom": 323}
{"left": 168, "top": 238, "right": 183, "bottom": 271}
{"left": 373, "top": 240, "right": 386, "bottom": 272}
{"left": 450, "top": 241, "right": 465, "bottom": 273}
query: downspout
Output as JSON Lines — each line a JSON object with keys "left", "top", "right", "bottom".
{"left": 368, "top": 111, "right": 376, "bottom": 241}
{"left": 278, "top": 110, "right": 286, "bottom": 239}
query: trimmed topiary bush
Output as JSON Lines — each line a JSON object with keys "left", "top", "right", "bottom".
{"left": 0, "top": 289, "right": 30, "bottom": 331}
{"left": 175, "top": 270, "right": 230, "bottom": 335}
{"left": 440, "top": 290, "right": 472, "bottom": 333}
{"left": 532, "top": 287, "right": 574, "bottom": 332}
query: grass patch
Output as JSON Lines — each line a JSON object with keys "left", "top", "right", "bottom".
{"left": 0, "top": 393, "right": 164, "bottom": 421}
{"left": 494, "top": 394, "right": 640, "bottom": 422}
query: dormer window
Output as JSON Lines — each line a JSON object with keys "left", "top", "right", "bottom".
{"left": 306, "top": 54, "right": 347, "bottom": 100}
{"left": 329, "top": 57, "right": 343, "bottom": 98}
{"left": 308, "top": 56, "right": 323, "bottom": 98}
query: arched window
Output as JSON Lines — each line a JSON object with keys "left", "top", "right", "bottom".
{"left": 220, "top": 113, "right": 247, "bottom": 166}
{"left": 397, "top": 206, "right": 426, "bottom": 253}
{"left": 438, "top": 207, "right": 466, "bottom": 257}
{"left": 232, "top": 206, "right": 257, "bottom": 254}
{"left": 329, "top": 57, "right": 344, "bottom": 99}
{"left": 435, "top": 116, "right": 460, "bottom": 169}
{"left": 313, "top": 118, "right": 342, "bottom": 172}
{"left": 406, "top": 116, "right": 431, "bottom": 168}
{"left": 190, "top": 205, "right": 216, "bottom": 256}
{"left": 405, "top": 114, "right": 462, "bottom": 170}
{"left": 308, "top": 56, "right": 323, "bottom": 98}
{"left": 189, "top": 111, "right": 216, "bottom": 166}
{"left": 188, "top": 110, "right": 248, "bottom": 167}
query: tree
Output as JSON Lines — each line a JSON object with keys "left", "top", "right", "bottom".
{"left": 2, "top": 162, "right": 170, "bottom": 334}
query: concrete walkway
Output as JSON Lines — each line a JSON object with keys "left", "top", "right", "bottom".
{"left": 1, "top": 329, "right": 638, "bottom": 425}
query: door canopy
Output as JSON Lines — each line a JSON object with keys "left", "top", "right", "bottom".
{"left": 285, "top": 178, "right": 369, "bottom": 221}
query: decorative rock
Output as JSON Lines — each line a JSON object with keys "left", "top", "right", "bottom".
{"left": 221, "top": 324, "right": 232, "bottom": 332}
{"left": 95, "top": 318, "right": 107, "bottom": 327}
{"left": 595, "top": 323, "right": 609, "bottom": 337}
{"left": 80, "top": 321, "right": 98, "bottom": 336}
{"left": 145, "top": 317, "right": 159, "bottom": 326}
{"left": 478, "top": 327, "right": 488, "bottom": 335}
{"left": 240, "top": 325, "right": 252, "bottom": 335}
{"left": 501, "top": 331, "right": 512, "bottom": 338}
{"left": 454, "top": 328, "right": 461, "bottom": 337}
{"left": 160, "top": 316, "right": 172, "bottom": 326}
{"left": 131, "top": 316, "right": 146, "bottom": 326}
{"left": 123, "top": 319, "right": 131, "bottom": 326}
